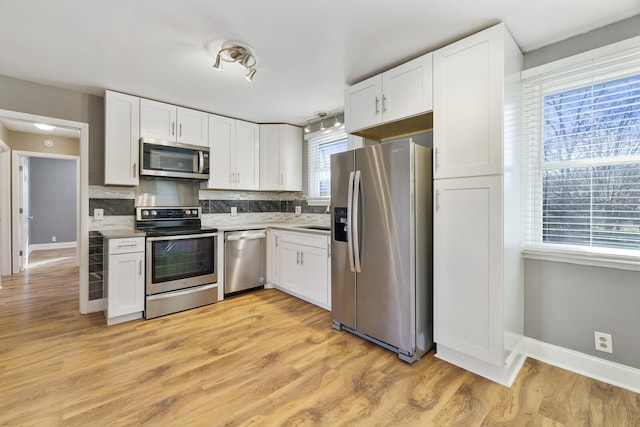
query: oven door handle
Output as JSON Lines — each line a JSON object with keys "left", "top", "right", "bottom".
{"left": 146, "top": 232, "right": 218, "bottom": 242}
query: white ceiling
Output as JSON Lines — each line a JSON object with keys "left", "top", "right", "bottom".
{"left": 0, "top": 0, "right": 639, "bottom": 127}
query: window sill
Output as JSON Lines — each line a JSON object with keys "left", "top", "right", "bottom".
{"left": 522, "top": 246, "right": 640, "bottom": 271}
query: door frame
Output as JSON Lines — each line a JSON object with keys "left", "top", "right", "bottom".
{"left": 1, "top": 109, "right": 89, "bottom": 314}
{"left": 11, "top": 150, "right": 80, "bottom": 270}
{"left": 0, "top": 139, "right": 10, "bottom": 278}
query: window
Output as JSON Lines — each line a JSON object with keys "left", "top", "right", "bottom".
{"left": 306, "top": 129, "right": 348, "bottom": 205}
{"left": 523, "top": 45, "right": 640, "bottom": 260}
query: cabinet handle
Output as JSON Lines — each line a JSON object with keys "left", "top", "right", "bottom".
{"left": 300, "top": 252, "right": 304, "bottom": 265}
{"left": 133, "top": 162, "right": 137, "bottom": 178}
{"left": 116, "top": 243, "right": 138, "bottom": 249}
{"left": 296, "top": 251, "right": 300, "bottom": 264}
{"left": 237, "top": 172, "right": 240, "bottom": 183}
{"left": 328, "top": 242, "right": 331, "bottom": 258}
{"left": 435, "top": 148, "right": 440, "bottom": 171}
{"left": 172, "top": 122, "right": 175, "bottom": 136}
{"left": 275, "top": 236, "right": 279, "bottom": 247}
{"left": 436, "top": 190, "right": 441, "bottom": 211}
{"left": 280, "top": 173, "right": 283, "bottom": 185}
{"left": 375, "top": 97, "right": 380, "bottom": 115}
{"left": 179, "top": 123, "right": 182, "bottom": 137}
{"left": 382, "top": 95, "right": 387, "bottom": 113}
{"left": 138, "top": 260, "right": 142, "bottom": 276}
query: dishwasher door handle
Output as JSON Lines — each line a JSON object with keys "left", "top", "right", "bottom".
{"left": 225, "top": 230, "right": 267, "bottom": 241}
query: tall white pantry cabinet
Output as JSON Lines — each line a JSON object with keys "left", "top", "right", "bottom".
{"left": 432, "top": 23, "right": 525, "bottom": 386}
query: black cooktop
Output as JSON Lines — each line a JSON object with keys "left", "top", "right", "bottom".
{"left": 135, "top": 206, "right": 217, "bottom": 237}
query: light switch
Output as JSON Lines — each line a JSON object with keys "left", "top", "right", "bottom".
{"left": 230, "top": 206, "right": 238, "bottom": 216}
{"left": 295, "top": 206, "right": 301, "bottom": 215}
{"left": 94, "top": 208, "right": 104, "bottom": 220}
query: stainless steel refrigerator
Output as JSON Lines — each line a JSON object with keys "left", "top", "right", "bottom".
{"left": 330, "top": 137, "right": 433, "bottom": 363}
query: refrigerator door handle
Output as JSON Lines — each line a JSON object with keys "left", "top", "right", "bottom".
{"left": 352, "top": 170, "right": 362, "bottom": 273}
{"left": 347, "top": 171, "right": 356, "bottom": 273}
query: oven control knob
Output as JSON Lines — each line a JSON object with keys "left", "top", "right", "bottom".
{"left": 142, "top": 210, "right": 149, "bottom": 217}
{"left": 151, "top": 210, "right": 157, "bottom": 217}
{"left": 185, "top": 210, "right": 191, "bottom": 216}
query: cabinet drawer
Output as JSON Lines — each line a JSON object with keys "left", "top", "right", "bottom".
{"left": 108, "top": 237, "right": 145, "bottom": 254}
{"left": 278, "top": 230, "right": 327, "bottom": 249}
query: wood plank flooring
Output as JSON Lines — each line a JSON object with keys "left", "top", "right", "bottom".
{"left": 1, "top": 249, "right": 638, "bottom": 426}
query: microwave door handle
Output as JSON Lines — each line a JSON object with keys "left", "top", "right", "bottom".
{"left": 198, "top": 151, "right": 204, "bottom": 174}
{"left": 352, "top": 170, "right": 362, "bottom": 273}
{"left": 346, "top": 171, "right": 355, "bottom": 273}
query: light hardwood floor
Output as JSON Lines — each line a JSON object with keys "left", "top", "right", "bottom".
{"left": 0, "top": 249, "right": 638, "bottom": 426}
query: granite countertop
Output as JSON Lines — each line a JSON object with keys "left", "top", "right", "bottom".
{"left": 100, "top": 229, "right": 146, "bottom": 239}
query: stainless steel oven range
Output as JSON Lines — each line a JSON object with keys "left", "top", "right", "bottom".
{"left": 136, "top": 206, "right": 218, "bottom": 319}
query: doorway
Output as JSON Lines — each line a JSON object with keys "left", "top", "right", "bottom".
{"left": 0, "top": 109, "right": 90, "bottom": 314}
{"left": 11, "top": 151, "right": 79, "bottom": 272}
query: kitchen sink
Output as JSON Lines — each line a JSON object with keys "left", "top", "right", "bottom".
{"left": 303, "top": 225, "right": 330, "bottom": 231}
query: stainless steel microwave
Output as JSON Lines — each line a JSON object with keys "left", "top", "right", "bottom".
{"left": 140, "top": 138, "right": 210, "bottom": 180}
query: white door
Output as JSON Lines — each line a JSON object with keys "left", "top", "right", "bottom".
{"left": 177, "top": 107, "right": 208, "bottom": 147}
{"left": 433, "top": 175, "right": 504, "bottom": 366}
{"left": 344, "top": 75, "right": 382, "bottom": 133}
{"left": 18, "top": 155, "right": 30, "bottom": 271}
{"left": 234, "top": 120, "right": 259, "bottom": 190}
{"left": 140, "top": 99, "right": 177, "bottom": 141}
{"left": 382, "top": 53, "right": 433, "bottom": 123}
{"left": 301, "top": 245, "right": 328, "bottom": 307}
{"left": 206, "top": 114, "right": 234, "bottom": 189}
{"left": 259, "top": 125, "right": 282, "bottom": 191}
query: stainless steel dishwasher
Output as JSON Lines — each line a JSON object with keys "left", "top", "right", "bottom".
{"left": 224, "top": 229, "right": 266, "bottom": 295}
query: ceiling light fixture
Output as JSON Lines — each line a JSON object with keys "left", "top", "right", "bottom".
{"left": 304, "top": 120, "right": 311, "bottom": 134}
{"left": 34, "top": 123, "right": 55, "bottom": 131}
{"left": 319, "top": 112, "right": 327, "bottom": 130}
{"left": 213, "top": 41, "right": 257, "bottom": 82}
{"left": 334, "top": 115, "right": 342, "bottom": 127}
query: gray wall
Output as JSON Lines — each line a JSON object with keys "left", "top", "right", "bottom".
{"left": 29, "top": 157, "right": 77, "bottom": 244}
{"left": 0, "top": 75, "right": 104, "bottom": 185}
{"left": 522, "top": 15, "right": 640, "bottom": 369}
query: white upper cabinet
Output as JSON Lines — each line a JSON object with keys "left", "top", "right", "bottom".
{"left": 433, "top": 25, "right": 511, "bottom": 178}
{"left": 203, "top": 114, "right": 259, "bottom": 190}
{"left": 104, "top": 90, "right": 140, "bottom": 186}
{"left": 345, "top": 53, "right": 433, "bottom": 133}
{"left": 140, "top": 99, "right": 208, "bottom": 147}
{"left": 259, "top": 124, "right": 302, "bottom": 191}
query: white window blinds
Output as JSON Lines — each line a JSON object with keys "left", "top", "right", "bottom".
{"left": 306, "top": 129, "right": 348, "bottom": 205}
{"left": 523, "top": 46, "right": 640, "bottom": 254}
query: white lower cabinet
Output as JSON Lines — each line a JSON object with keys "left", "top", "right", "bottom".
{"left": 104, "top": 237, "right": 145, "bottom": 326}
{"left": 269, "top": 229, "right": 330, "bottom": 310}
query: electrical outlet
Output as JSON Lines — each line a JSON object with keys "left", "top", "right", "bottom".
{"left": 594, "top": 331, "right": 613, "bottom": 353}
{"left": 51, "top": 236, "right": 56, "bottom": 242}
{"left": 230, "top": 206, "right": 238, "bottom": 217}
{"left": 295, "top": 206, "right": 301, "bottom": 215}
{"left": 94, "top": 208, "right": 104, "bottom": 220}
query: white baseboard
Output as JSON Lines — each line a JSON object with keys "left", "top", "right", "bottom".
{"left": 30, "top": 241, "right": 77, "bottom": 251}
{"left": 524, "top": 338, "right": 640, "bottom": 394}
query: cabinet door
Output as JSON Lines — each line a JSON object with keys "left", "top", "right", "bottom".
{"left": 301, "top": 245, "right": 329, "bottom": 308}
{"left": 177, "top": 107, "right": 208, "bottom": 147}
{"left": 433, "top": 25, "right": 504, "bottom": 179}
{"left": 235, "top": 120, "right": 260, "bottom": 190}
{"left": 104, "top": 91, "right": 140, "bottom": 186}
{"left": 344, "top": 75, "right": 382, "bottom": 133}
{"left": 259, "top": 125, "right": 282, "bottom": 190}
{"left": 433, "top": 175, "right": 503, "bottom": 366}
{"left": 107, "top": 251, "right": 145, "bottom": 318}
{"left": 277, "top": 241, "right": 303, "bottom": 294}
{"left": 206, "top": 114, "right": 234, "bottom": 189}
{"left": 382, "top": 53, "right": 433, "bottom": 123}
{"left": 279, "top": 125, "right": 302, "bottom": 191}
{"left": 140, "top": 99, "right": 177, "bottom": 141}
